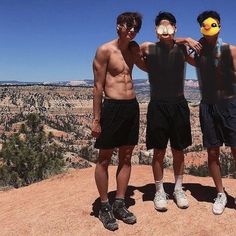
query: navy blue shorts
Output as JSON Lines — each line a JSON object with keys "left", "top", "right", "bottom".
{"left": 94, "top": 98, "right": 139, "bottom": 149}
{"left": 200, "top": 98, "right": 236, "bottom": 147}
{"left": 146, "top": 96, "right": 192, "bottom": 150}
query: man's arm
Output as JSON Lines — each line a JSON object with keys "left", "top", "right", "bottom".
{"left": 92, "top": 46, "right": 108, "bottom": 138}
{"left": 230, "top": 45, "right": 236, "bottom": 72}
{"left": 175, "top": 37, "right": 202, "bottom": 54}
{"left": 129, "top": 41, "right": 147, "bottom": 72}
{"left": 175, "top": 37, "right": 202, "bottom": 66}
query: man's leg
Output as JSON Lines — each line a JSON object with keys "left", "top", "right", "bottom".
{"left": 172, "top": 148, "right": 189, "bottom": 209}
{"left": 152, "top": 148, "right": 166, "bottom": 183}
{"left": 208, "top": 147, "right": 227, "bottom": 215}
{"left": 207, "top": 147, "right": 223, "bottom": 192}
{"left": 115, "top": 145, "right": 134, "bottom": 198}
{"left": 172, "top": 148, "right": 185, "bottom": 181}
{"left": 230, "top": 147, "right": 236, "bottom": 205}
{"left": 95, "top": 149, "right": 113, "bottom": 201}
{"left": 95, "top": 149, "right": 118, "bottom": 231}
{"left": 113, "top": 145, "right": 137, "bottom": 224}
{"left": 152, "top": 148, "right": 168, "bottom": 211}
{"left": 230, "top": 146, "right": 236, "bottom": 165}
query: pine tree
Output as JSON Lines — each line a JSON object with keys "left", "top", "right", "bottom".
{"left": 0, "top": 113, "right": 65, "bottom": 188}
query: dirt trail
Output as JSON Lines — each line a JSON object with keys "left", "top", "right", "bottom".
{"left": 0, "top": 165, "right": 236, "bottom": 236}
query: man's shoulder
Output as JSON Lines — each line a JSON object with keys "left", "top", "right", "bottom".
{"left": 140, "top": 41, "right": 155, "bottom": 48}
{"left": 96, "top": 40, "right": 117, "bottom": 53}
{"left": 140, "top": 42, "right": 155, "bottom": 53}
{"left": 220, "top": 43, "right": 236, "bottom": 55}
{"left": 176, "top": 43, "right": 188, "bottom": 54}
{"left": 228, "top": 44, "right": 236, "bottom": 58}
{"left": 228, "top": 44, "right": 236, "bottom": 51}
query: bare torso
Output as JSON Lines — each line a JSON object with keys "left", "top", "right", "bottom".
{"left": 102, "top": 40, "right": 136, "bottom": 99}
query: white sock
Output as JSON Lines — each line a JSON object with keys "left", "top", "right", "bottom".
{"left": 174, "top": 175, "right": 183, "bottom": 191}
{"left": 101, "top": 199, "right": 109, "bottom": 204}
{"left": 155, "top": 179, "right": 164, "bottom": 192}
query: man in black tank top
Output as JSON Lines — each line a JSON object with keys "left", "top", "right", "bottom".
{"left": 188, "top": 10, "right": 236, "bottom": 215}
{"left": 140, "top": 12, "right": 201, "bottom": 212}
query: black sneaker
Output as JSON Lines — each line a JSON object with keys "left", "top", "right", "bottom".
{"left": 113, "top": 199, "right": 137, "bottom": 224}
{"left": 98, "top": 202, "right": 118, "bottom": 231}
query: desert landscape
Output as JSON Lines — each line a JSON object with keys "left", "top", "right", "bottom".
{"left": 0, "top": 81, "right": 233, "bottom": 173}
{"left": 0, "top": 81, "right": 235, "bottom": 235}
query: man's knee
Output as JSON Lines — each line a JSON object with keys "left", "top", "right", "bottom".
{"left": 153, "top": 148, "right": 166, "bottom": 160}
{"left": 207, "top": 147, "right": 220, "bottom": 161}
{"left": 231, "top": 147, "right": 236, "bottom": 160}
{"left": 171, "top": 148, "right": 184, "bottom": 160}
{"left": 97, "top": 158, "right": 110, "bottom": 167}
{"left": 97, "top": 149, "right": 113, "bottom": 166}
{"left": 118, "top": 146, "right": 134, "bottom": 164}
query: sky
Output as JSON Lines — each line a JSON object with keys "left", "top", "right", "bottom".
{"left": 0, "top": 0, "right": 236, "bottom": 82}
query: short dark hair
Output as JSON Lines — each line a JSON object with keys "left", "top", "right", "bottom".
{"left": 155, "top": 11, "right": 176, "bottom": 26}
{"left": 117, "top": 12, "right": 142, "bottom": 32}
{"left": 197, "top": 10, "right": 221, "bottom": 26}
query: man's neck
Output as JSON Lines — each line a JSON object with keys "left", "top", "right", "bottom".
{"left": 204, "top": 35, "right": 219, "bottom": 47}
{"left": 159, "top": 39, "right": 175, "bottom": 49}
{"left": 117, "top": 38, "right": 130, "bottom": 51}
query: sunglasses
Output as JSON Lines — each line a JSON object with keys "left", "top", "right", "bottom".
{"left": 118, "top": 23, "right": 139, "bottom": 33}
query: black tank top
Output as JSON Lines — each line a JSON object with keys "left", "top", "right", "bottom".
{"left": 147, "top": 42, "right": 186, "bottom": 100}
{"left": 195, "top": 44, "right": 236, "bottom": 103}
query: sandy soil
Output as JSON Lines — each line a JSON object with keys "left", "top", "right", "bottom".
{"left": 0, "top": 165, "right": 236, "bottom": 236}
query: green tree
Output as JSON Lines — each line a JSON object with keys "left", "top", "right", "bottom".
{"left": 0, "top": 113, "right": 65, "bottom": 188}
{"left": 220, "top": 151, "right": 236, "bottom": 178}
{"left": 187, "top": 162, "right": 209, "bottom": 177}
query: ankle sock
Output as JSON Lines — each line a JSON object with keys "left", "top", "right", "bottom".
{"left": 174, "top": 175, "right": 183, "bottom": 191}
{"left": 155, "top": 179, "right": 164, "bottom": 192}
{"left": 101, "top": 200, "right": 110, "bottom": 210}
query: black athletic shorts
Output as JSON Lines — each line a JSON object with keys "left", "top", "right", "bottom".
{"left": 94, "top": 98, "right": 139, "bottom": 149}
{"left": 200, "top": 97, "right": 236, "bottom": 147}
{"left": 146, "top": 96, "right": 192, "bottom": 150}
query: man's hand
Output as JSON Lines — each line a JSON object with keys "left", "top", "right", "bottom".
{"left": 185, "top": 37, "right": 202, "bottom": 54}
{"left": 91, "top": 119, "right": 101, "bottom": 138}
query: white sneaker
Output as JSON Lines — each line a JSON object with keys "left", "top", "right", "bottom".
{"left": 153, "top": 191, "right": 168, "bottom": 211}
{"left": 212, "top": 193, "right": 227, "bottom": 215}
{"left": 173, "top": 189, "right": 189, "bottom": 209}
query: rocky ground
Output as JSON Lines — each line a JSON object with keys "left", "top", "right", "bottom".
{"left": 0, "top": 165, "right": 236, "bottom": 236}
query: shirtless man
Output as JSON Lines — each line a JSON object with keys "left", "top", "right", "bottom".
{"left": 92, "top": 12, "right": 144, "bottom": 231}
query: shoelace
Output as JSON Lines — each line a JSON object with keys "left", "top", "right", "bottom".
{"left": 103, "top": 210, "right": 115, "bottom": 223}
{"left": 119, "top": 207, "right": 131, "bottom": 217}
{"left": 114, "top": 203, "right": 132, "bottom": 217}
{"left": 155, "top": 192, "right": 169, "bottom": 201}
{"left": 101, "top": 206, "right": 115, "bottom": 221}
{"left": 175, "top": 190, "right": 187, "bottom": 199}
{"left": 214, "top": 195, "right": 225, "bottom": 205}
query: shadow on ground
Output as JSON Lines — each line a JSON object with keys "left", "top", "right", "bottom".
{"left": 91, "top": 182, "right": 235, "bottom": 217}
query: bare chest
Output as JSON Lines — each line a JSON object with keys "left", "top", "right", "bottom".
{"left": 107, "top": 50, "right": 134, "bottom": 76}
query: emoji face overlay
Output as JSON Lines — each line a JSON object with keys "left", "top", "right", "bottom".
{"left": 200, "top": 17, "right": 221, "bottom": 36}
{"left": 156, "top": 24, "right": 175, "bottom": 35}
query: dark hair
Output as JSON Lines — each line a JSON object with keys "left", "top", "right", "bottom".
{"left": 116, "top": 12, "right": 142, "bottom": 32}
{"left": 155, "top": 11, "right": 176, "bottom": 26}
{"left": 197, "top": 10, "right": 221, "bottom": 26}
